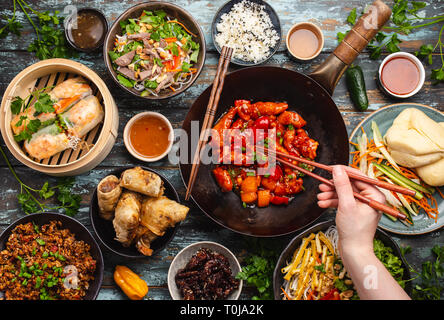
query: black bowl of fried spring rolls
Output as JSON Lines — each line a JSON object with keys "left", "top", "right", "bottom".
{"left": 90, "top": 166, "right": 190, "bottom": 258}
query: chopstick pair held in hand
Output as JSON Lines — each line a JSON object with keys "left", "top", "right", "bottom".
{"left": 317, "top": 165, "right": 401, "bottom": 219}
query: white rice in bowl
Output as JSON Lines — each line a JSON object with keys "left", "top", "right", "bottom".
{"left": 214, "top": 0, "right": 280, "bottom": 63}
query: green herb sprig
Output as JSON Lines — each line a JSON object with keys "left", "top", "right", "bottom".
{"left": 0, "top": 0, "right": 76, "bottom": 60}
{"left": 402, "top": 245, "right": 444, "bottom": 300}
{"left": 337, "top": 0, "right": 444, "bottom": 84}
{"left": 236, "top": 239, "right": 280, "bottom": 300}
{"left": 0, "top": 145, "right": 82, "bottom": 216}
{"left": 11, "top": 86, "right": 56, "bottom": 142}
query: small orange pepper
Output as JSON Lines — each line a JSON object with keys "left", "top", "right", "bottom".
{"left": 114, "top": 265, "right": 149, "bottom": 300}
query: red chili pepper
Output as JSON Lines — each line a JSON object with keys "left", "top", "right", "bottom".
{"left": 320, "top": 288, "right": 340, "bottom": 300}
{"left": 253, "top": 116, "right": 270, "bottom": 130}
{"left": 268, "top": 165, "right": 283, "bottom": 181}
{"left": 234, "top": 100, "right": 251, "bottom": 108}
{"left": 270, "top": 195, "right": 289, "bottom": 205}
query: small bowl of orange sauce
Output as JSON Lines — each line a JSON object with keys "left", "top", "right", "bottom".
{"left": 286, "top": 22, "right": 324, "bottom": 61}
{"left": 124, "top": 112, "right": 174, "bottom": 162}
{"left": 378, "top": 52, "right": 425, "bottom": 99}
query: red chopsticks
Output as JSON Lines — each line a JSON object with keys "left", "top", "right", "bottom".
{"left": 256, "top": 146, "right": 408, "bottom": 220}
{"left": 185, "top": 46, "right": 233, "bottom": 201}
{"left": 256, "top": 146, "right": 416, "bottom": 197}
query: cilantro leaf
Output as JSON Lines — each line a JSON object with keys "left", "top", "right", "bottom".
{"left": 347, "top": 8, "right": 357, "bottom": 25}
{"left": 33, "top": 93, "right": 55, "bottom": 115}
{"left": 431, "top": 67, "right": 444, "bottom": 85}
{"left": 11, "top": 96, "right": 24, "bottom": 115}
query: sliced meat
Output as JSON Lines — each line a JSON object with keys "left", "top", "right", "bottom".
{"left": 159, "top": 39, "right": 167, "bottom": 49}
{"left": 140, "top": 60, "right": 153, "bottom": 71}
{"left": 114, "top": 50, "right": 136, "bottom": 67}
{"left": 139, "top": 69, "right": 153, "bottom": 81}
{"left": 142, "top": 48, "right": 160, "bottom": 59}
{"left": 143, "top": 38, "right": 153, "bottom": 49}
{"left": 127, "top": 32, "right": 151, "bottom": 40}
{"left": 117, "top": 66, "right": 138, "bottom": 81}
{"left": 155, "top": 73, "right": 175, "bottom": 93}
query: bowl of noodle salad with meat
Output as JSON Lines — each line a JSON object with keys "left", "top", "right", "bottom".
{"left": 104, "top": 2, "right": 206, "bottom": 99}
{"left": 273, "top": 220, "right": 412, "bottom": 300}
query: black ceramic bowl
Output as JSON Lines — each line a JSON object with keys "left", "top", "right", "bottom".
{"left": 90, "top": 166, "right": 181, "bottom": 259}
{"left": 0, "top": 212, "right": 104, "bottom": 300}
{"left": 273, "top": 220, "right": 413, "bottom": 299}
{"left": 211, "top": 0, "right": 282, "bottom": 66}
{"left": 103, "top": 1, "right": 206, "bottom": 100}
{"left": 65, "top": 8, "right": 108, "bottom": 53}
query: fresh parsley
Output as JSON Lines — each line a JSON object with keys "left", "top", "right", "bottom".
{"left": 0, "top": 145, "right": 82, "bottom": 216}
{"left": 0, "top": 0, "right": 76, "bottom": 60}
{"left": 337, "top": 0, "right": 444, "bottom": 84}
{"left": 402, "top": 245, "right": 444, "bottom": 300}
{"left": 236, "top": 239, "right": 279, "bottom": 300}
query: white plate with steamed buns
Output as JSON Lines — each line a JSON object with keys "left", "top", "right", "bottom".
{"left": 349, "top": 103, "right": 444, "bottom": 235}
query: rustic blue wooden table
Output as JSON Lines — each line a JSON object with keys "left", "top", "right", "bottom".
{"left": 0, "top": 0, "right": 443, "bottom": 300}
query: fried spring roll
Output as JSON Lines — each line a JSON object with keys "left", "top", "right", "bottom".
{"left": 140, "top": 196, "right": 189, "bottom": 236}
{"left": 97, "top": 175, "right": 122, "bottom": 220}
{"left": 113, "top": 191, "right": 143, "bottom": 247}
{"left": 120, "top": 167, "right": 164, "bottom": 197}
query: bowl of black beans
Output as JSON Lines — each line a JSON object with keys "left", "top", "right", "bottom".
{"left": 167, "top": 241, "right": 242, "bottom": 300}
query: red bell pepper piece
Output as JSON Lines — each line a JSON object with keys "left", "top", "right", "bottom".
{"left": 267, "top": 165, "right": 283, "bottom": 181}
{"left": 320, "top": 288, "right": 340, "bottom": 300}
{"left": 270, "top": 195, "right": 289, "bottom": 205}
{"left": 253, "top": 116, "right": 270, "bottom": 130}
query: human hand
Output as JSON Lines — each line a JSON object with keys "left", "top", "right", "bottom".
{"left": 317, "top": 165, "right": 385, "bottom": 257}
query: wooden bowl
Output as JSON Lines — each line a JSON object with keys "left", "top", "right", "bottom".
{"left": 273, "top": 220, "right": 412, "bottom": 300}
{"left": 0, "top": 212, "right": 104, "bottom": 300}
{"left": 0, "top": 58, "right": 119, "bottom": 176}
{"left": 89, "top": 166, "right": 182, "bottom": 259}
{"left": 103, "top": 1, "right": 206, "bottom": 100}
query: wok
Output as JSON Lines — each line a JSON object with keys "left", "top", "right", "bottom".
{"left": 179, "top": 1, "right": 391, "bottom": 237}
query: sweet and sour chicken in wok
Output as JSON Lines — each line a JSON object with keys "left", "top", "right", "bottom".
{"left": 211, "top": 100, "right": 319, "bottom": 208}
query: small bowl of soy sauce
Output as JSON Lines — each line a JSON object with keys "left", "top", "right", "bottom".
{"left": 65, "top": 8, "right": 108, "bottom": 53}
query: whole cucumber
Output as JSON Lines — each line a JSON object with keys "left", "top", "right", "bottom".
{"left": 345, "top": 65, "right": 369, "bottom": 111}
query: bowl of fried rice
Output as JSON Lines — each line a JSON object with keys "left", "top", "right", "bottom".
{"left": 0, "top": 213, "right": 104, "bottom": 300}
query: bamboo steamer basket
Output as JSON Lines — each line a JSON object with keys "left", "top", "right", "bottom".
{"left": 0, "top": 58, "right": 119, "bottom": 176}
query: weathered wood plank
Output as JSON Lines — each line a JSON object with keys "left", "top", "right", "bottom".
{"left": 0, "top": 0, "right": 443, "bottom": 300}
{"left": 0, "top": 0, "right": 442, "bottom": 52}
{"left": 1, "top": 50, "right": 443, "bottom": 169}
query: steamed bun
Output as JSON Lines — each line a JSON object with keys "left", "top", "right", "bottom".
{"left": 385, "top": 108, "right": 444, "bottom": 187}
{"left": 385, "top": 108, "right": 444, "bottom": 156}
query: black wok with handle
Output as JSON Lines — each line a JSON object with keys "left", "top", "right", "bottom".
{"left": 179, "top": 0, "right": 392, "bottom": 237}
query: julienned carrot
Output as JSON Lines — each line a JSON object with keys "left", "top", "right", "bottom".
{"left": 281, "top": 287, "right": 292, "bottom": 300}
{"left": 164, "top": 37, "right": 177, "bottom": 43}
{"left": 437, "top": 187, "right": 444, "bottom": 200}
{"left": 307, "top": 290, "right": 316, "bottom": 300}
{"left": 351, "top": 129, "right": 441, "bottom": 225}
{"left": 167, "top": 20, "right": 197, "bottom": 37}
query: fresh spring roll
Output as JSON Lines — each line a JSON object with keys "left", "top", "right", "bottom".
{"left": 10, "top": 108, "right": 56, "bottom": 136}
{"left": 140, "top": 196, "right": 189, "bottom": 236}
{"left": 112, "top": 191, "right": 143, "bottom": 247}
{"left": 120, "top": 167, "right": 164, "bottom": 197}
{"left": 10, "top": 77, "right": 92, "bottom": 135}
{"left": 49, "top": 77, "right": 93, "bottom": 113}
{"left": 23, "top": 124, "right": 70, "bottom": 160}
{"left": 97, "top": 175, "right": 122, "bottom": 220}
{"left": 59, "top": 95, "right": 104, "bottom": 138}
